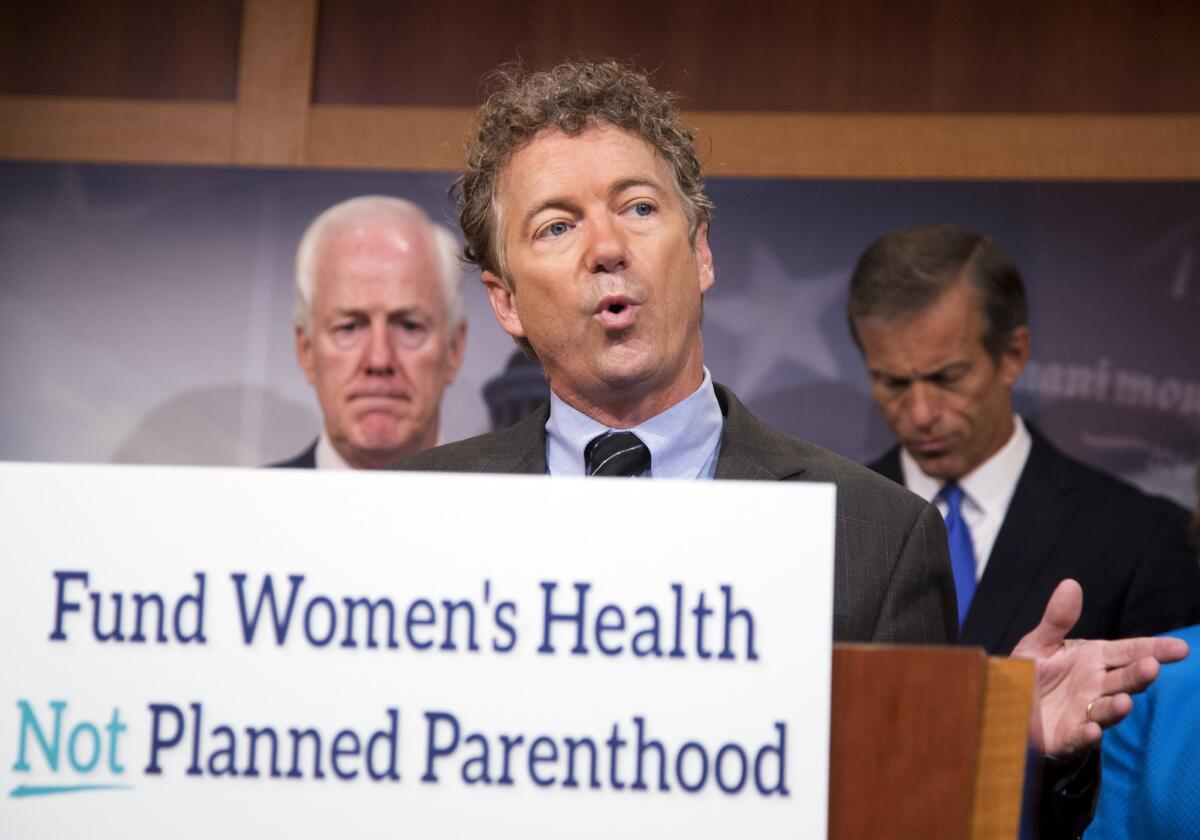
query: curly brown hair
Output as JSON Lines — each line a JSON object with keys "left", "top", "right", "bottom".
{"left": 453, "top": 59, "right": 713, "bottom": 285}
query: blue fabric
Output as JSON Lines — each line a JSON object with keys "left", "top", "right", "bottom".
{"left": 545, "top": 367, "right": 724, "bottom": 479}
{"left": 1086, "top": 624, "right": 1200, "bottom": 839}
{"left": 938, "top": 483, "right": 977, "bottom": 628}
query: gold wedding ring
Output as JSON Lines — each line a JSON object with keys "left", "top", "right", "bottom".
{"left": 1086, "top": 700, "right": 1096, "bottom": 722}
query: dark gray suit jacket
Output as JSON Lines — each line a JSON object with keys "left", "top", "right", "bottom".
{"left": 869, "top": 425, "right": 1198, "bottom": 655}
{"left": 398, "top": 384, "right": 957, "bottom": 645}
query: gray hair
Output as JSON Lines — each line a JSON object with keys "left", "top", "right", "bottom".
{"left": 293, "top": 195, "right": 464, "bottom": 337}
{"left": 847, "top": 223, "right": 1027, "bottom": 363}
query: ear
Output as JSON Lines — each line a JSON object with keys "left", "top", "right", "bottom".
{"left": 694, "top": 223, "right": 715, "bottom": 295}
{"left": 482, "top": 270, "right": 526, "bottom": 339}
{"left": 444, "top": 321, "right": 467, "bottom": 385}
{"left": 295, "top": 325, "right": 316, "bottom": 385}
{"left": 999, "top": 325, "right": 1030, "bottom": 386}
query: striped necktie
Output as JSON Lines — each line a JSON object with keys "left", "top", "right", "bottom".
{"left": 585, "top": 431, "right": 651, "bottom": 477}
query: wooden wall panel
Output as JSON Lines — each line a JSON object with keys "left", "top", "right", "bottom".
{"left": 313, "top": 0, "right": 1200, "bottom": 113}
{"left": 690, "top": 112, "right": 1200, "bottom": 180}
{"left": 232, "top": 0, "right": 318, "bottom": 165}
{"left": 304, "top": 107, "right": 1200, "bottom": 180}
{"left": 2, "top": 0, "right": 1197, "bottom": 176}
{"left": 307, "top": 105, "right": 473, "bottom": 171}
{"left": 0, "top": 0, "right": 243, "bottom": 101}
{"left": 0, "top": 98, "right": 235, "bottom": 165}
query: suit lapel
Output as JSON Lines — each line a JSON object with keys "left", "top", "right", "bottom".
{"left": 491, "top": 405, "right": 550, "bottom": 474}
{"left": 712, "top": 384, "right": 808, "bottom": 481}
{"left": 960, "top": 429, "right": 1080, "bottom": 649}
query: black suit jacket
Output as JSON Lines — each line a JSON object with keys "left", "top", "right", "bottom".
{"left": 869, "top": 424, "right": 1198, "bottom": 656}
{"left": 270, "top": 439, "right": 317, "bottom": 469}
{"left": 398, "top": 384, "right": 958, "bottom": 645}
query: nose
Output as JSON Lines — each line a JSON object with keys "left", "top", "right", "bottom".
{"left": 363, "top": 321, "right": 396, "bottom": 376}
{"left": 905, "top": 382, "right": 942, "bottom": 430}
{"left": 584, "top": 215, "right": 628, "bottom": 274}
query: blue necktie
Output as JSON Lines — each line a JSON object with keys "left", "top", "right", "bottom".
{"left": 938, "top": 483, "right": 977, "bottom": 628}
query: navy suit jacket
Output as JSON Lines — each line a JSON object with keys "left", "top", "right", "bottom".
{"left": 269, "top": 439, "right": 317, "bottom": 469}
{"left": 868, "top": 424, "right": 1198, "bottom": 656}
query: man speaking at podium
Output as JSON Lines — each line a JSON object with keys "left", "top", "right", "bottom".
{"left": 401, "top": 59, "right": 954, "bottom": 646}
{"left": 396, "top": 60, "right": 1186, "bottom": 837}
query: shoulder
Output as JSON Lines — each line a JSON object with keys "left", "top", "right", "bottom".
{"left": 1027, "top": 425, "right": 1189, "bottom": 519}
{"left": 394, "top": 406, "right": 549, "bottom": 474}
{"left": 268, "top": 439, "right": 317, "bottom": 469}
{"left": 715, "top": 383, "right": 929, "bottom": 520}
{"left": 865, "top": 446, "right": 902, "bottom": 482}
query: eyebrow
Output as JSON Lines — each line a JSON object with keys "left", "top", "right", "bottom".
{"left": 520, "top": 197, "right": 573, "bottom": 237}
{"left": 610, "top": 177, "right": 664, "bottom": 198}
{"left": 519, "top": 178, "right": 668, "bottom": 236}
{"left": 869, "top": 361, "right": 970, "bottom": 383}
{"left": 330, "top": 304, "right": 428, "bottom": 319}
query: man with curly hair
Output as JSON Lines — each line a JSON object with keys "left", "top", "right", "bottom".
{"left": 397, "top": 60, "right": 1186, "bottom": 837}
{"left": 405, "top": 59, "right": 955, "bottom": 644}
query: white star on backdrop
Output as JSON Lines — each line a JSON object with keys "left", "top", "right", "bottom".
{"left": 705, "top": 239, "right": 850, "bottom": 398}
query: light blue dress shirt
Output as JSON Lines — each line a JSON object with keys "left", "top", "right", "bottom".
{"left": 545, "top": 367, "right": 724, "bottom": 479}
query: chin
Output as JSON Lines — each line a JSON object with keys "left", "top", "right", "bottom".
{"left": 595, "top": 347, "right": 663, "bottom": 383}
{"left": 910, "top": 453, "right": 952, "bottom": 478}
{"left": 352, "top": 422, "right": 409, "bottom": 450}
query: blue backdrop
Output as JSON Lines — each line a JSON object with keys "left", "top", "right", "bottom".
{"left": 1, "top": 162, "right": 1196, "bottom": 507}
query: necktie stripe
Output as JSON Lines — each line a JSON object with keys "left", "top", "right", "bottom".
{"left": 590, "top": 445, "right": 645, "bottom": 475}
{"left": 585, "top": 431, "right": 651, "bottom": 477}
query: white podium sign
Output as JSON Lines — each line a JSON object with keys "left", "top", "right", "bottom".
{"left": 0, "top": 462, "right": 834, "bottom": 838}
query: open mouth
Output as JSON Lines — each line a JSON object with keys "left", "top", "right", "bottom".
{"left": 595, "top": 295, "right": 638, "bottom": 330}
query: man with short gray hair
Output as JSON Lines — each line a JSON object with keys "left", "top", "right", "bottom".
{"left": 274, "top": 196, "right": 466, "bottom": 469}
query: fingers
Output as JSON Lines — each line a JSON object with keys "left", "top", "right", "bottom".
{"left": 1013, "top": 579, "right": 1083, "bottom": 656}
{"left": 1101, "top": 656, "right": 1161, "bottom": 697}
{"left": 1100, "top": 636, "right": 1189, "bottom": 668}
{"left": 1050, "top": 720, "right": 1103, "bottom": 761}
{"left": 1085, "top": 692, "right": 1134, "bottom": 729}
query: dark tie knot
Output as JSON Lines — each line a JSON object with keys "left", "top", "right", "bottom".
{"left": 585, "top": 431, "right": 651, "bottom": 477}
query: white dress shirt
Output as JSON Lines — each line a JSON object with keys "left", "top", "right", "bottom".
{"left": 900, "top": 414, "right": 1032, "bottom": 579}
{"left": 315, "top": 430, "right": 353, "bottom": 470}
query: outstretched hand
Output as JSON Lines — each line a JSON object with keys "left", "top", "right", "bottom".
{"left": 1011, "top": 579, "right": 1189, "bottom": 760}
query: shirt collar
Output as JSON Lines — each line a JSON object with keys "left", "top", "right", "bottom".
{"left": 315, "top": 429, "right": 353, "bottom": 470}
{"left": 545, "top": 367, "right": 724, "bottom": 478}
{"left": 900, "top": 414, "right": 1032, "bottom": 514}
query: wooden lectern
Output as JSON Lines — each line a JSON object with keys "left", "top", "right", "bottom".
{"left": 829, "top": 644, "right": 1035, "bottom": 840}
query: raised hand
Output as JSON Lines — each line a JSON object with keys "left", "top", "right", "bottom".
{"left": 1011, "top": 579, "right": 1189, "bottom": 759}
